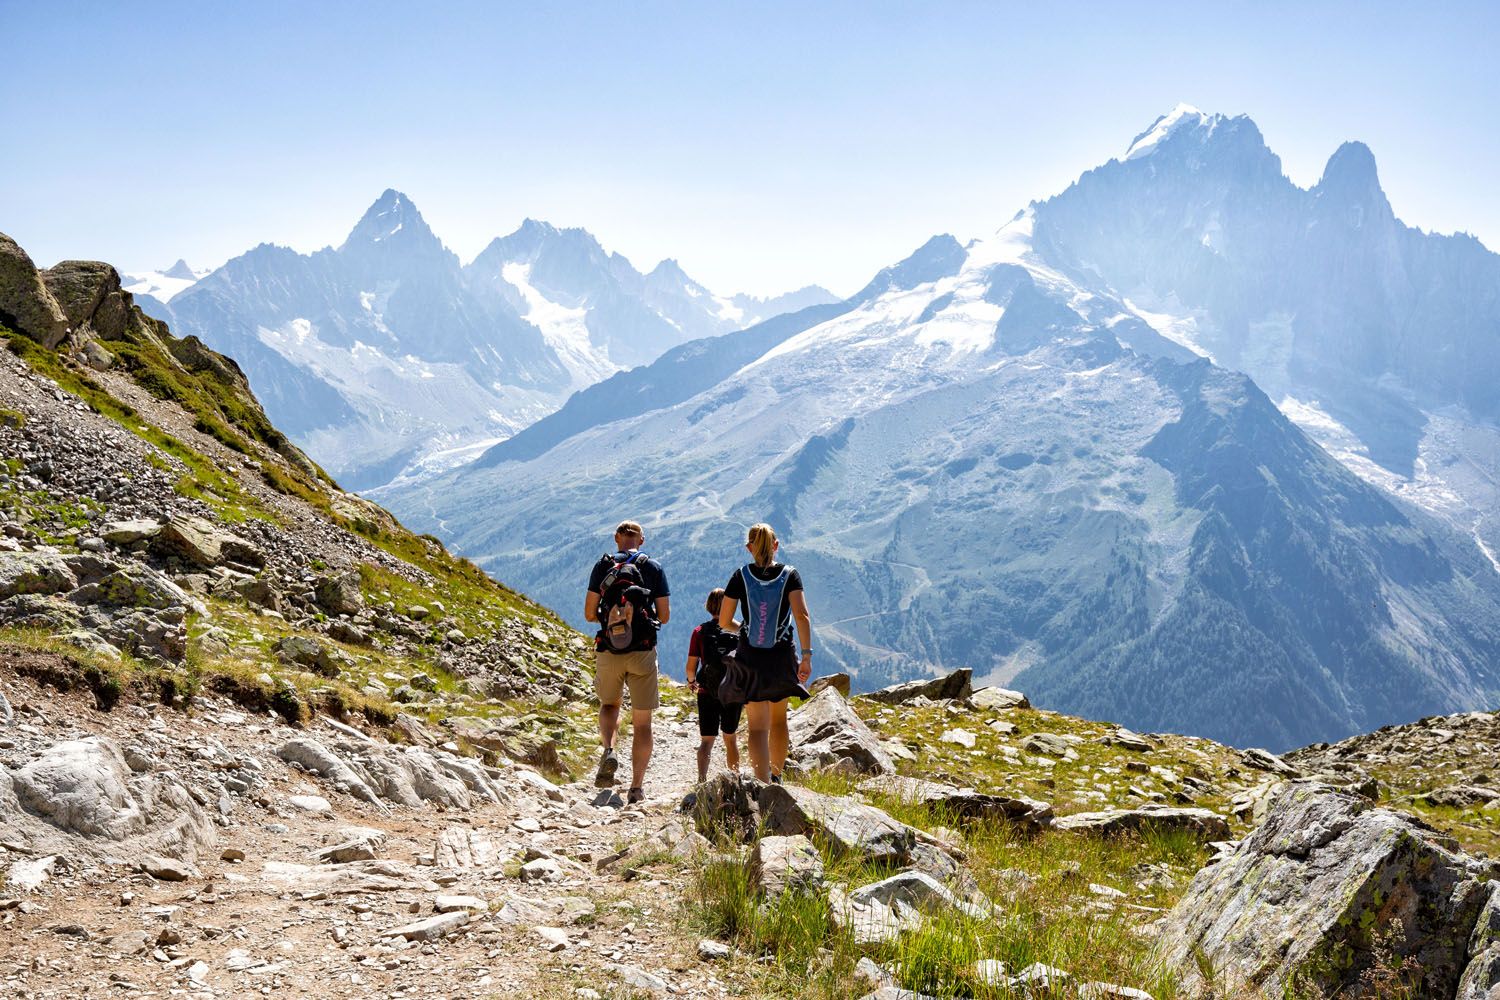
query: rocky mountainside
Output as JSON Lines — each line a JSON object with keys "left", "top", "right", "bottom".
{"left": 156, "top": 193, "right": 835, "bottom": 490}
{"left": 383, "top": 113, "right": 1500, "bottom": 750}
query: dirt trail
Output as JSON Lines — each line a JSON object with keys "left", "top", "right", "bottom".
{"left": 0, "top": 666, "right": 730, "bottom": 1000}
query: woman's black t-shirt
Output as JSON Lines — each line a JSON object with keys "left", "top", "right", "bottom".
{"left": 724, "top": 563, "right": 803, "bottom": 648}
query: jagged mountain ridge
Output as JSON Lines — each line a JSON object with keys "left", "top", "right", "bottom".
{"left": 382, "top": 110, "right": 1500, "bottom": 750}
{"left": 1028, "top": 103, "right": 1500, "bottom": 560}
{"left": 158, "top": 191, "right": 837, "bottom": 491}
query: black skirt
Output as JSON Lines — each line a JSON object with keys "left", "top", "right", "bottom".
{"left": 731, "top": 636, "right": 809, "bottom": 704}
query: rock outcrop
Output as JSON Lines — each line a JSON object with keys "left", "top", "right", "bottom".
{"left": 0, "top": 736, "right": 217, "bottom": 863}
{"left": 865, "top": 667, "right": 972, "bottom": 705}
{"left": 787, "top": 688, "right": 895, "bottom": 776}
{"left": 0, "top": 233, "right": 70, "bottom": 348}
{"left": 859, "top": 774, "right": 1053, "bottom": 832}
{"left": 1160, "top": 782, "right": 1498, "bottom": 999}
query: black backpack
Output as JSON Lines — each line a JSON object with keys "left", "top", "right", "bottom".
{"left": 596, "top": 552, "right": 656, "bottom": 653}
{"left": 696, "top": 619, "right": 739, "bottom": 694}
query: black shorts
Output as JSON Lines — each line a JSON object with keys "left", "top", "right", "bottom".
{"left": 697, "top": 693, "right": 742, "bottom": 737}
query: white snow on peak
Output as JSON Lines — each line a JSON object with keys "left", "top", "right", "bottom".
{"left": 501, "top": 261, "right": 619, "bottom": 387}
{"left": 1124, "top": 103, "right": 1212, "bottom": 161}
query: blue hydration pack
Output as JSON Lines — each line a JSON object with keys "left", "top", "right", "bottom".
{"left": 740, "top": 564, "right": 794, "bottom": 650}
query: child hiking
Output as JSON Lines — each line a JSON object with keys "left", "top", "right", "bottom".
{"left": 685, "top": 588, "right": 741, "bottom": 781}
{"left": 716, "top": 523, "right": 813, "bottom": 783}
{"left": 583, "top": 520, "right": 670, "bottom": 804}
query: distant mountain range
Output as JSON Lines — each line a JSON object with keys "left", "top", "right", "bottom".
{"left": 148, "top": 192, "right": 835, "bottom": 489}
{"left": 380, "top": 105, "right": 1500, "bottom": 750}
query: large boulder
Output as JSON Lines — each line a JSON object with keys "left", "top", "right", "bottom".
{"left": 315, "top": 570, "right": 364, "bottom": 615}
{"left": 788, "top": 688, "right": 895, "bottom": 776}
{"left": 865, "top": 667, "right": 972, "bottom": 705}
{"left": 693, "top": 772, "right": 925, "bottom": 867}
{"left": 1160, "top": 782, "right": 1497, "bottom": 999}
{"left": 40, "top": 260, "right": 132, "bottom": 342}
{"left": 0, "top": 737, "right": 216, "bottom": 862}
{"left": 0, "top": 232, "right": 69, "bottom": 348}
{"left": 151, "top": 514, "right": 265, "bottom": 568}
{"left": 1053, "top": 805, "right": 1229, "bottom": 840}
{"left": 859, "top": 774, "right": 1053, "bottom": 831}
{"left": 0, "top": 551, "right": 78, "bottom": 599}
{"left": 759, "top": 783, "right": 916, "bottom": 865}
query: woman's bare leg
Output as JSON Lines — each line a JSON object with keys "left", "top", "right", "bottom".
{"left": 745, "top": 701, "right": 771, "bottom": 781}
{"left": 722, "top": 732, "right": 740, "bottom": 772}
{"left": 769, "top": 700, "right": 790, "bottom": 778}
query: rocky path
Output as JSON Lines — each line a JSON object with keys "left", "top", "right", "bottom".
{"left": 0, "top": 662, "right": 727, "bottom": 1000}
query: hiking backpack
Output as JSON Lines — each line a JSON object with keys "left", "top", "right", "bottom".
{"left": 597, "top": 552, "right": 655, "bottom": 653}
{"left": 739, "top": 564, "right": 794, "bottom": 650}
{"left": 696, "top": 618, "right": 739, "bottom": 694}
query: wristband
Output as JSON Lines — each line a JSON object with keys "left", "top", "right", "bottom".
{"left": 800, "top": 648, "right": 812, "bottom": 655}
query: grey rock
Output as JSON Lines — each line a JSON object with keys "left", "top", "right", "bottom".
{"left": 40, "top": 259, "right": 131, "bottom": 342}
{"left": 859, "top": 774, "right": 1054, "bottom": 830}
{"left": 609, "top": 964, "right": 669, "bottom": 993}
{"left": 759, "top": 782, "right": 916, "bottom": 865}
{"left": 866, "top": 667, "right": 972, "bottom": 705}
{"left": 806, "top": 673, "right": 851, "bottom": 698}
{"left": 0, "top": 551, "right": 77, "bottom": 600}
{"left": 1161, "top": 782, "right": 1495, "bottom": 998}
{"left": 0, "top": 737, "right": 215, "bottom": 862}
{"left": 151, "top": 514, "right": 264, "bottom": 568}
{"left": 0, "top": 232, "right": 70, "bottom": 347}
{"left": 383, "top": 911, "right": 469, "bottom": 942}
{"left": 855, "top": 990, "right": 940, "bottom": 1000}
{"left": 101, "top": 520, "right": 162, "bottom": 545}
{"left": 787, "top": 688, "right": 895, "bottom": 776}
{"left": 142, "top": 855, "right": 199, "bottom": 881}
{"left": 970, "top": 686, "right": 1030, "bottom": 710}
{"left": 697, "top": 939, "right": 732, "bottom": 961}
{"left": 752, "top": 834, "right": 825, "bottom": 896}
{"left": 846, "top": 870, "right": 991, "bottom": 919}
{"left": 1023, "top": 732, "right": 1079, "bottom": 757}
{"left": 314, "top": 571, "right": 364, "bottom": 615}
{"left": 1053, "top": 805, "right": 1230, "bottom": 840}
{"left": 276, "top": 738, "right": 381, "bottom": 805}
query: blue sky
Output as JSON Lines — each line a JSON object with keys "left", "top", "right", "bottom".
{"left": 3, "top": 2, "right": 1497, "bottom": 296}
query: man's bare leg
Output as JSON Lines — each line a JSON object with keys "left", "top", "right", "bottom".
{"left": 629, "top": 707, "right": 653, "bottom": 794}
{"left": 595, "top": 702, "right": 621, "bottom": 786}
{"left": 722, "top": 732, "right": 740, "bottom": 772}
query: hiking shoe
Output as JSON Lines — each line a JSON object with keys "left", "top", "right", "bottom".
{"left": 627, "top": 786, "right": 645, "bottom": 805}
{"left": 769, "top": 772, "right": 782, "bottom": 785}
{"left": 594, "top": 749, "right": 619, "bottom": 788}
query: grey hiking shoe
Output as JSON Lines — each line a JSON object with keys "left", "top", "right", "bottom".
{"left": 627, "top": 786, "right": 645, "bottom": 805}
{"left": 594, "top": 749, "right": 618, "bottom": 788}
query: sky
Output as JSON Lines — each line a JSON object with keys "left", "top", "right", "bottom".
{"left": 3, "top": 2, "right": 1498, "bottom": 298}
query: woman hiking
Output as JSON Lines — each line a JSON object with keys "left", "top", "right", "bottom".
{"left": 717, "top": 523, "right": 812, "bottom": 783}
{"left": 684, "top": 588, "right": 741, "bottom": 781}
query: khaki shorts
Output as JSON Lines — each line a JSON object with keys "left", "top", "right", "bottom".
{"left": 594, "top": 649, "right": 660, "bottom": 711}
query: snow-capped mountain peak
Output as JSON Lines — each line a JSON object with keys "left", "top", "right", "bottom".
{"left": 340, "top": 189, "right": 443, "bottom": 253}
{"left": 161, "top": 259, "right": 197, "bottom": 281}
{"left": 1123, "top": 102, "right": 1220, "bottom": 160}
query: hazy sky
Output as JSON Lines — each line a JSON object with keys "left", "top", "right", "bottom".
{"left": 4, "top": 2, "right": 1497, "bottom": 297}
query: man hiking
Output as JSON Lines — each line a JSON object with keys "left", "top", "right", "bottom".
{"left": 584, "top": 520, "right": 670, "bottom": 804}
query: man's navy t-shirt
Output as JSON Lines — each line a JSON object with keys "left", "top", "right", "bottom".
{"left": 588, "top": 551, "right": 670, "bottom": 603}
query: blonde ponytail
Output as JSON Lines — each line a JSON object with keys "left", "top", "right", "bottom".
{"left": 746, "top": 523, "right": 777, "bottom": 568}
